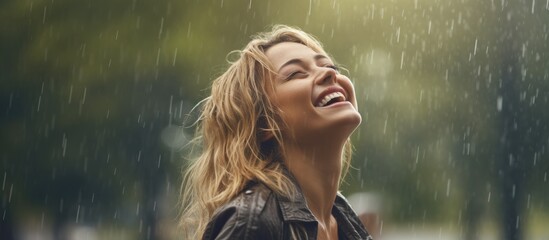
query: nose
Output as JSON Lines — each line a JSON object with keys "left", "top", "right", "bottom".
{"left": 314, "top": 67, "right": 337, "bottom": 85}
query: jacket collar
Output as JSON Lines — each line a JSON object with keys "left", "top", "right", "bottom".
{"left": 275, "top": 166, "right": 371, "bottom": 239}
{"left": 276, "top": 166, "right": 317, "bottom": 222}
{"left": 276, "top": 166, "right": 351, "bottom": 222}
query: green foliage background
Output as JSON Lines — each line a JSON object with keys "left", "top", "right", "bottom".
{"left": 1, "top": 0, "right": 548, "bottom": 239}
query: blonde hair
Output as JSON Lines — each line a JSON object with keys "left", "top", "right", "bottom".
{"left": 178, "top": 25, "right": 353, "bottom": 238}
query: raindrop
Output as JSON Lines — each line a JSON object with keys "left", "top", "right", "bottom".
{"left": 379, "top": 221, "right": 384, "bottom": 235}
{"left": 400, "top": 51, "right": 405, "bottom": 69}
{"left": 76, "top": 205, "right": 81, "bottom": 223}
{"left": 172, "top": 48, "right": 178, "bottom": 66}
{"left": 156, "top": 48, "right": 161, "bottom": 66}
{"left": 82, "top": 87, "right": 87, "bottom": 105}
{"left": 159, "top": 17, "right": 164, "bottom": 39}
{"left": 187, "top": 22, "right": 192, "bottom": 38}
{"left": 446, "top": 179, "right": 451, "bottom": 197}
{"left": 62, "top": 134, "right": 67, "bottom": 157}
{"left": 383, "top": 116, "right": 388, "bottom": 134}
{"left": 516, "top": 216, "right": 520, "bottom": 229}
{"left": 178, "top": 100, "right": 184, "bottom": 119}
{"left": 416, "top": 146, "right": 419, "bottom": 164}
{"left": 8, "top": 184, "right": 13, "bottom": 203}
{"left": 439, "top": 227, "right": 442, "bottom": 239}
{"left": 37, "top": 95, "right": 42, "bottom": 112}
{"left": 42, "top": 6, "right": 47, "bottom": 24}
{"left": 473, "top": 38, "right": 478, "bottom": 56}
{"left": 497, "top": 96, "right": 503, "bottom": 111}
{"left": 68, "top": 85, "right": 73, "bottom": 103}
{"left": 169, "top": 95, "right": 173, "bottom": 115}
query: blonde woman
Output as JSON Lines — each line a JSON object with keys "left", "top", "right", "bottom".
{"left": 180, "top": 25, "right": 372, "bottom": 240}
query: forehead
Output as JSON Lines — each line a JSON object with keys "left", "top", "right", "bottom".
{"left": 265, "top": 42, "right": 324, "bottom": 69}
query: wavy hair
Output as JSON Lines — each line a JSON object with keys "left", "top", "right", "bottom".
{"left": 178, "top": 25, "right": 354, "bottom": 238}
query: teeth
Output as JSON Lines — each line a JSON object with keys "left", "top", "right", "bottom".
{"left": 317, "top": 92, "right": 346, "bottom": 107}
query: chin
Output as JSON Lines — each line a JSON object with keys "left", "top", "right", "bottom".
{"left": 321, "top": 111, "right": 362, "bottom": 138}
{"left": 342, "top": 113, "right": 362, "bottom": 134}
{"left": 336, "top": 108, "right": 362, "bottom": 125}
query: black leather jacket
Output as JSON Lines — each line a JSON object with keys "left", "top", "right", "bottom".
{"left": 203, "top": 170, "right": 373, "bottom": 239}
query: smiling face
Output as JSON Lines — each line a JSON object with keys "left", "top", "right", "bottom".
{"left": 265, "top": 42, "right": 361, "bottom": 146}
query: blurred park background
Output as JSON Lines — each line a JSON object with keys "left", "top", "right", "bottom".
{"left": 1, "top": 0, "right": 549, "bottom": 239}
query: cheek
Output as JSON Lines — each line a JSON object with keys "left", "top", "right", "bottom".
{"left": 276, "top": 83, "right": 310, "bottom": 102}
{"left": 274, "top": 85, "right": 312, "bottom": 120}
{"left": 340, "top": 78, "right": 358, "bottom": 104}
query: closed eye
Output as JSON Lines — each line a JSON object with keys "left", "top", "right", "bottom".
{"left": 326, "top": 65, "right": 339, "bottom": 72}
{"left": 285, "top": 71, "right": 308, "bottom": 80}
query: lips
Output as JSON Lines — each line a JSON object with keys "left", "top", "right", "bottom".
{"left": 314, "top": 87, "right": 349, "bottom": 107}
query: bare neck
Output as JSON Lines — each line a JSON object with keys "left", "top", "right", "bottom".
{"left": 283, "top": 140, "right": 344, "bottom": 226}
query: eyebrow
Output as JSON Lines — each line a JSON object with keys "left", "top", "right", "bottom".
{"left": 277, "top": 54, "right": 330, "bottom": 72}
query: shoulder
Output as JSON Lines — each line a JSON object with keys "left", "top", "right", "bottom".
{"left": 202, "top": 182, "right": 284, "bottom": 240}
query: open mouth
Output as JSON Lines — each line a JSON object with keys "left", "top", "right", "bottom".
{"left": 316, "top": 92, "right": 346, "bottom": 107}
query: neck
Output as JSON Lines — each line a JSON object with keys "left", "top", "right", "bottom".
{"left": 283, "top": 139, "right": 345, "bottom": 225}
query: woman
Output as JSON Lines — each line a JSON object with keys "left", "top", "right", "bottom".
{"left": 180, "top": 25, "right": 372, "bottom": 240}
